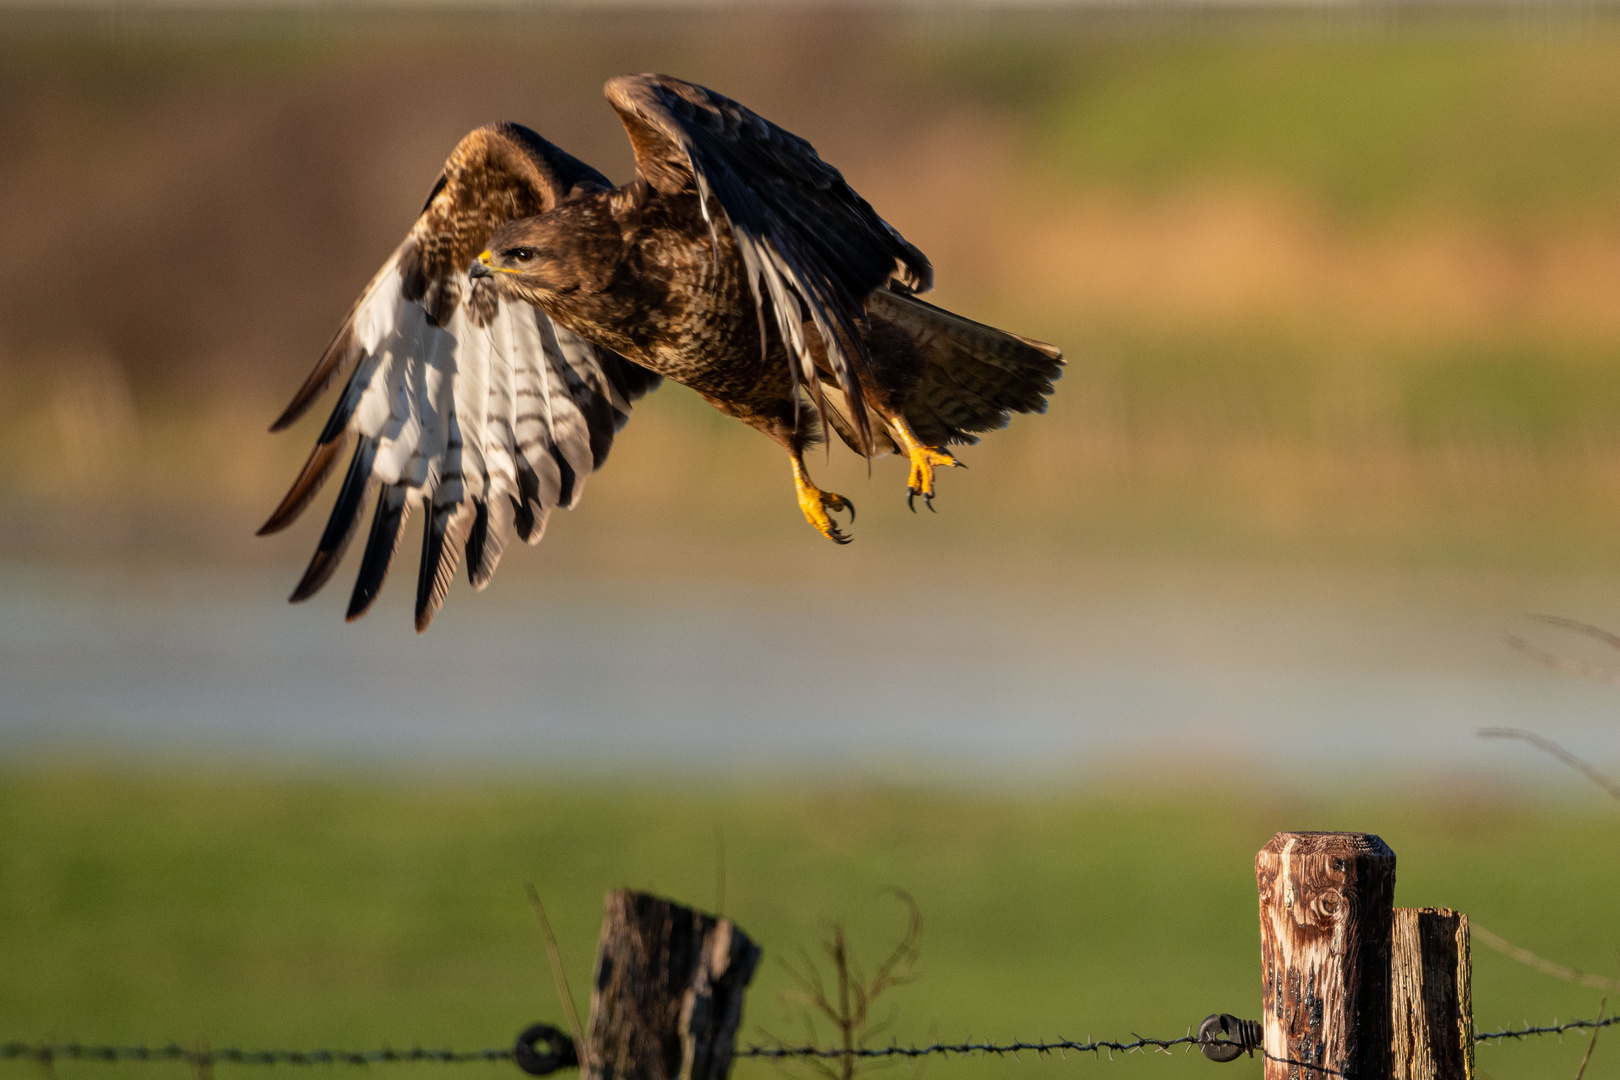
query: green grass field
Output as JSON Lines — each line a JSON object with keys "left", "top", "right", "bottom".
{"left": 3, "top": 767, "right": 1618, "bottom": 1080}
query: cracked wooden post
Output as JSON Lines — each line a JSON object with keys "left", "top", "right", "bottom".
{"left": 1391, "top": 908, "right": 1473, "bottom": 1080}
{"left": 1257, "top": 832, "right": 1397, "bottom": 1080}
{"left": 583, "top": 890, "right": 761, "bottom": 1080}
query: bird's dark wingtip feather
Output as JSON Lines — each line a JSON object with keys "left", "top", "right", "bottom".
{"left": 346, "top": 486, "right": 410, "bottom": 622}
{"left": 257, "top": 436, "right": 350, "bottom": 536}
{"left": 464, "top": 500, "right": 489, "bottom": 590}
{"left": 466, "top": 497, "right": 515, "bottom": 592}
{"left": 270, "top": 323, "right": 358, "bottom": 434}
{"left": 268, "top": 398, "right": 307, "bottom": 434}
{"left": 414, "top": 502, "right": 472, "bottom": 633}
{"left": 289, "top": 551, "right": 339, "bottom": 603}
{"left": 415, "top": 505, "right": 446, "bottom": 632}
{"left": 288, "top": 439, "right": 377, "bottom": 599}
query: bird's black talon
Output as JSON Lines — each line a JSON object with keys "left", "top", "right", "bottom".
{"left": 822, "top": 495, "right": 855, "bottom": 545}
{"left": 925, "top": 493, "right": 936, "bottom": 513}
{"left": 907, "top": 489, "right": 918, "bottom": 513}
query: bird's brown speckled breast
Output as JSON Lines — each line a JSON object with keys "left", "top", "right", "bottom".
{"left": 545, "top": 189, "right": 795, "bottom": 406}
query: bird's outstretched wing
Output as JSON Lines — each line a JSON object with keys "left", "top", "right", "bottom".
{"left": 604, "top": 74, "right": 931, "bottom": 454}
{"left": 260, "top": 123, "right": 660, "bottom": 632}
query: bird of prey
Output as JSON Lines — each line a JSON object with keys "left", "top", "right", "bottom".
{"left": 260, "top": 74, "right": 1063, "bottom": 631}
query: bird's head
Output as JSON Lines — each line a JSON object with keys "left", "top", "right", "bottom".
{"left": 470, "top": 204, "right": 618, "bottom": 304}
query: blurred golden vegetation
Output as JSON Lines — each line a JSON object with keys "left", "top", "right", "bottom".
{"left": 5, "top": 10, "right": 1620, "bottom": 571}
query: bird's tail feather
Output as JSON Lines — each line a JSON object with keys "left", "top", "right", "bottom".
{"left": 867, "top": 289, "right": 1063, "bottom": 448}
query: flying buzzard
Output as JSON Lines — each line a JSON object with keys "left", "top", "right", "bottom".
{"left": 261, "top": 74, "right": 1063, "bottom": 631}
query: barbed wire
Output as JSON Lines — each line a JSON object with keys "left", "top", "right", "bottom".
{"left": 739, "top": 1037, "right": 1204, "bottom": 1060}
{"left": 4, "top": 1015, "right": 1614, "bottom": 1071}
{"left": 1474, "top": 1015, "right": 1620, "bottom": 1042}
{"left": 0, "top": 1046, "right": 512, "bottom": 1067}
{"left": 1, "top": 1037, "right": 1225, "bottom": 1069}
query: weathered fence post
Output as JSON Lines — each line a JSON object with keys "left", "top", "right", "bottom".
{"left": 583, "top": 890, "right": 760, "bottom": 1080}
{"left": 1256, "top": 832, "right": 1397, "bottom": 1080}
{"left": 1391, "top": 908, "right": 1473, "bottom": 1080}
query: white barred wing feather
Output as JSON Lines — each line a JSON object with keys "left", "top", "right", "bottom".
{"left": 261, "top": 247, "right": 658, "bottom": 632}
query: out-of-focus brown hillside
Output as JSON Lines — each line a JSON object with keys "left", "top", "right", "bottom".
{"left": 0, "top": 11, "right": 1063, "bottom": 568}
{"left": 7, "top": 10, "right": 1620, "bottom": 575}
{"left": 0, "top": 12, "right": 951, "bottom": 394}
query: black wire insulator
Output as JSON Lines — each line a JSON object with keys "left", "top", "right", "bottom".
{"left": 1197, "top": 1014, "right": 1262, "bottom": 1063}
{"left": 512, "top": 1025, "right": 578, "bottom": 1076}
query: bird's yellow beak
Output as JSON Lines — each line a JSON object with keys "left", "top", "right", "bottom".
{"left": 472, "top": 250, "right": 518, "bottom": 278}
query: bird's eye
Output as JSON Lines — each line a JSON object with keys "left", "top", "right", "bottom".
{"left": 505, "top": 247, "right": 538, "bottom": 263}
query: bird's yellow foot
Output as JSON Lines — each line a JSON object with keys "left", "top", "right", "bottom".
{"left": 905, "top": 444, "right": 962, "bottom": 513}
{"left": 889, "top": 416, "right": 964, "bottom": 513}
{"left": 792, "top": 458, "right": 855, "bottom": 545}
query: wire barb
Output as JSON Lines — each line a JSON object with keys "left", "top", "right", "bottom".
{"left": 1474, "top": 1016, "right": 1620, "bottom": 1043}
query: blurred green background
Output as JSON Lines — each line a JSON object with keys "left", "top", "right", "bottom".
{"left": 6, "top": 7, "right": 1620, "bottom": 1080}
{"left": 3, "top": 769, "right": 1619, "bottom": 1080}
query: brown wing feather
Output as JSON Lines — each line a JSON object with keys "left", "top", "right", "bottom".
{"left": 603, "top": 73, "right": 931, "bottom": 456}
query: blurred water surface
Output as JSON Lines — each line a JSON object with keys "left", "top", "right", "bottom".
{"left": 5, "top": 559, "right": 1620, "bottom": 776}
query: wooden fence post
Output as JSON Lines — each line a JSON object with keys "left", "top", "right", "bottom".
{"left": 1391, "top": 908, "right": 1473, "bottom": 1080}
{"left": 583, "top": 890, "right": 761, "bottom": 1080}
{"left": 1256, "top": 832, "right": 1397, "bottom": 1080}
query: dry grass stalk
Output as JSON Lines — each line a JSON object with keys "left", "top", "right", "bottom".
{"left": 716, "top": 824, "right": 727, "bottom": 919}
{"left": 1574, "top": 999, "right": 1606, "bottom": 1080}
{"left": 525, "top": 882, "right": 591, "bottom": 1073}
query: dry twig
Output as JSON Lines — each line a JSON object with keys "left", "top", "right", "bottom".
{"left": 772, "top": 892, "right": 923, "bottom": 1080}
{"left": 1485, "top": 624, "right": 1620, "bottom": 1067}
{"left": 1478, "top": 728, "right": 1620, "bottom": 802}
{"left": 1473, "top": 925, "right": 1620, "bottom": 994}
{"left": 1506, "top": 615, "right": 1620, "bottom": 689}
